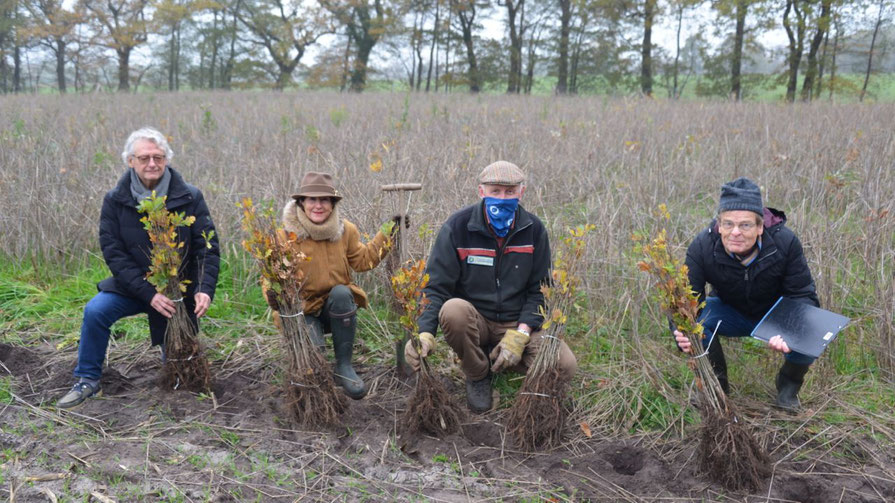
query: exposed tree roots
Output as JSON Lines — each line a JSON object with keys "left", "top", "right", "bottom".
{"left": 281, "top": 313, "right": 346, "bottom": 428}
{"left": 698, "top": 411, "right": 770, "bottom": 492}
{"left": 402, "top": 367, "right": 463, "bottom": 437}
{"left": 506, "top": 366, "right": 568, "bottom": 451}
{"left": 161, "top": 303, "right": 212, "bottom": 393}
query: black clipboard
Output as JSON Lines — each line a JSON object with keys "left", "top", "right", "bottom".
{"left": 750, "top": 297, "right": 849, "bottom": 358}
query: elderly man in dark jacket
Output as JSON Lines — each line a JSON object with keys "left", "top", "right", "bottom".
{"left": 404, "top": 161, "right": 576, "bottom": 413}
{"left": 57, "top": 127, "right": 220, "bottom": 408}
{"left": 674, "top": 177, "right": 819, "bottom": 411}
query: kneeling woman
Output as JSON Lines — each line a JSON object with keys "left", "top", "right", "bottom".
{"left": 267, "top": 172, "right": 397, "bottom": 399}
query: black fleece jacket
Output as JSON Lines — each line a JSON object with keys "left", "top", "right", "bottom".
{"left": 417, "top": 201, "right": 550, "bottom": 335}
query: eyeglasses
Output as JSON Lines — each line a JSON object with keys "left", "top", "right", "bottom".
{"left": 720, "top": 221, "right": 757, "bottom": 232}
{"left": 133, "top": 154, "right": 166, "bottom": 165}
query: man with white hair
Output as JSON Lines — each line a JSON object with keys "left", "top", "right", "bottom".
{"left": 405, "top": 161, "right": 577, "bottom": 413}
{"left": 57, "top": 127, "right": 220, "bottom": 408}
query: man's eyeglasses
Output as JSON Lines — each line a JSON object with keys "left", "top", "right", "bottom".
{"left": 134, "top": 154, "right": 166, "bottom": 165}
{"left": 720, "top": 221, "right": 756, "bottom": 232}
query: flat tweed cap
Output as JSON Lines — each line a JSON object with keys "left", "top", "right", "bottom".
{"left": 479, "top": 161, "right": 525, "bottom": 185}
{"left": 292, "top": 171, "right": 342, "bottom": 201}
{"left": 718, "top": 177, "right": 762, "bottom": 216}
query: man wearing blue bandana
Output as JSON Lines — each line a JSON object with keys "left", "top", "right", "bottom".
{"left": 405, "top": 161, "right": 577, "bottom": 413}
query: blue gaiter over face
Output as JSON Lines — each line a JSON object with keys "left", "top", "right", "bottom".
{"left": 483, "top": 197, "right": 519, "bottom": 237}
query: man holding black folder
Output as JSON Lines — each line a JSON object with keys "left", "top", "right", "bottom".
{"left": 674, "top": 178, "right": 819, "bottom": 411}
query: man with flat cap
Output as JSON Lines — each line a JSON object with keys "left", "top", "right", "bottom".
{"left": 404, "top": 161, "right": 577, "bottom": 413}
{"left": 674, "top": 177, "right": 820, "bottom": 411}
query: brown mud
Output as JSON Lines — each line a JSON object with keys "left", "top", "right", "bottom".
{"left": 1, "top": 341, "right": 893, "bottom": 502}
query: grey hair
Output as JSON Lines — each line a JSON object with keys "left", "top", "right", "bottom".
{"left": 121, "top": 127, "right": 174, "bottom": 165}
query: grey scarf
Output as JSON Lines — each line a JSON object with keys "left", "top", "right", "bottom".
{"left": 129, "top": 168, "right": 172, "bottom": 204}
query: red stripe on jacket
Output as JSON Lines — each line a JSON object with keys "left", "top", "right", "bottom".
{"left": 504, "top": 245, "right": 534, "bottom": 254}
{"left": 457, "top": 248, "right": 497, "bottom": 260}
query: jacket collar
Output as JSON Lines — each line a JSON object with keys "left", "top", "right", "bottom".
{"left": 282, "top": 199, "right": 344, "bottom": 241}
{"left": 467, "top": 199, "right": 532, "bottom": 237}
{"left": 110, "top": 166, "right": 192, "bottom": 208}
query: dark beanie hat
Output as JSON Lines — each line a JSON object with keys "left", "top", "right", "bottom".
{"left": 719, "top": 177, "right": 763, "bottom": 216}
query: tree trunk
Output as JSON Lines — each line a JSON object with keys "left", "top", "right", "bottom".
{"left": 672, "top": 2, "right": 683, "bottom": 98}
{"left": 425, "top": 0, "right": 439, "bottom": 92}
{"left": 860, "top": 0, "right": 884, "bottom": 102}
{"left": 783, "top": 0, "right": 805, "bottom": 103}
{"left": 801, "top": 0, "right": 831, "bottom": 101}
{"left": 641, "top": 0, "right": 655, "bottom": 96}
{"left": 815, "top": 28, "right": 828, "bottom": 99}
{"left": 223, "top": 0, "right": 242, "bottom": 90}
{"left": 14, "top": 41, "right": 22, "bottom": 92}
{"left": 209, "top": 10, "right": 219, "bottom": 88}
{"left": 828, "top": 18, "right": 839, "bottom": 100}
{"left": 55, "top": 38, "right": 66, "bottom": 93}
{"left": 168, "top": 29, "right": 176, "bottom": 91}
{"left": 350, "top": 36, "right": 374, "bottom": 92}
{"left": 340, "top": 34, "right": 351, "bottom": 92}
{"left": 730, "top": 0, "right": 747, "bottom": 101}
{"left": 457, "top": 3, "right": 479, "bottom": 93}
{"left": 505, "top": 0, "right": 523, "bottom": 93}
{"left": 556, "top": 0, "right": 571, "bottom": 94}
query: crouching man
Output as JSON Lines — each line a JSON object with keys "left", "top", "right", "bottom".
{"left": 674, "top": 177, "right": 819, "bottom": 411}
{"left": 405, "top": 161, "right": 576, "bottom": 413}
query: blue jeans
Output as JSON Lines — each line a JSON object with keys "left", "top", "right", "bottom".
{"left": 699, "top": 297, "right": 815, "bottom": 365}
{"left": 74, "top": 292, "right": 152, "bottom": 380}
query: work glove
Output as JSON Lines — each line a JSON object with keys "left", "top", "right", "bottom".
{"left": 265, "top": 290, "right": 280, "bottom": 311}
{"left": 389, "top": 214, "right": 411, "bottom": 236}
{"left": 404, "top": 331, "right": 435, "bottom": 372}
{"left": 490, "top": 329, "right": 530, "bottom": 373}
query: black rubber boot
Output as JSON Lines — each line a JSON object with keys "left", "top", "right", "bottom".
{"left": 775, "top": 361, "right": 810, "bottom": 411}
{"left": 706, "top": 337, "right": 730, "bottom": 395}
{"left": 466, "top": 374, "right": 492, "bottom": 414}
{"left": 330, "top": 308, "right": 366, "bottom": 400}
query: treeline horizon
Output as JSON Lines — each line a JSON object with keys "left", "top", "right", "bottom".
{"left": 0, "top": 0, "right": 892, "bottom": 102}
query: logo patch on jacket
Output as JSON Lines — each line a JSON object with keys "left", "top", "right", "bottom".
{"left": 467, "top": 256, "right": 494, "bottom": 266}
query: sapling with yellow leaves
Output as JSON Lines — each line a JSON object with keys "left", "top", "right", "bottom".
{"left": 636, "top": 211, "right": 768, "bottom": 492}
{"left": 391, "top": 259, "right": 463, "bottom": 437}
{"left": 507, "top": 224, "right": 594, "bottom": 451}
{"left": 138, "top": 192, "right": 212, "bottom": 393}
{"left": 238, "top": 197, "right": 345, "bottom": 428}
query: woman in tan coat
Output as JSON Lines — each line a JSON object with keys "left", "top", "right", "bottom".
{"left": 268, "top": 172, "right": 399, "bottom": 399}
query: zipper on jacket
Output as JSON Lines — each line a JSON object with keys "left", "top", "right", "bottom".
{"left": 492, "top": 218, "right": 532, "bottom": 321}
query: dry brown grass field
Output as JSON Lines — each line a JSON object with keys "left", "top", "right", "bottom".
{"left": 1, "top": 92, "right": 894, "bottom": 501}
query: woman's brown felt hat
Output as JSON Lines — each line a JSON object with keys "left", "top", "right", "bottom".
{"left": 292, "top": 172, "right": 342, "bottom": 201}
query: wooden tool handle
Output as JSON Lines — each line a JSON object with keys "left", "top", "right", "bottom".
{"left": 380, "top": 183, "right": 422, "bottom": 192}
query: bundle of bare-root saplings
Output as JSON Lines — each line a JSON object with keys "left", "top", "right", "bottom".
{"left": 239, "top": 198, "right": 345, "bottom": 428}
{"left": 391, "top": 259, "right": 463, "bottom": 437}
{"left": 138, "top": 193, "right": 212, "bottom": 393}
{"left": 507, "top": 224, "right": 594, "bottom": 451}
{"left": 637, "top": 225, "right": 769, "bottom": 492}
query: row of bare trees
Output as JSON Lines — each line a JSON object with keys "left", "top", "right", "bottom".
{"left": 0, "top": 0, "right": 890, "bottom": 99}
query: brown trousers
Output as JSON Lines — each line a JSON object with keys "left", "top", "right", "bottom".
{"left": 439, "top": 298, "right": 577, "bottom": 382}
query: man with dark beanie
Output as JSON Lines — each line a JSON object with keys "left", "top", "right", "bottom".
{"left": 674, "top": 177, "right": 819, "bottom": 411}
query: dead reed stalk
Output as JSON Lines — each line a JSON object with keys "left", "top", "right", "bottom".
{"left": 636, "top": 219, "right": 769, "bottom": 492}
{"left": 507, "top": 224, "right": 594, "bottom": 451}
{"left": 138, "top": 193, "right": 212, "bottom": 393}
{"left": 238, "top": 197, "right": 345, "bottom": 428}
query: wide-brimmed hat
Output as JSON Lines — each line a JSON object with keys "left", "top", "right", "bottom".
{"left": 292, "top": 172, "right": 342, "bottom": 201}
{"left": 479, "top": 161, "right": 525, "bottom": 186}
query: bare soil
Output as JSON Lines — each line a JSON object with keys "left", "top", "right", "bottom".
{"left": 2, "top": 341, "right": 893, "bottom": 502}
